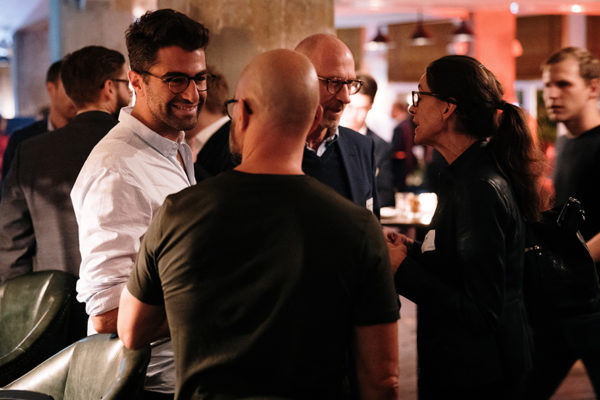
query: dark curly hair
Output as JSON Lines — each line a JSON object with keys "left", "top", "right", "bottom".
{"left": 126, "top": 8, "right": 209, "bottom": 74}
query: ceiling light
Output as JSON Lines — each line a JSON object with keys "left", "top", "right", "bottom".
{"left": 366, "top": 27, "right": 394, "bottom": 51}
{"left": 571, "top": 4, "right": 583, "bottom": 13}
{"left": 452, "top": 19, "right": 474, "bottom": 42}
{"left": 510, "top": 2, "right": 519, "bottom": 14}
{"left": 410, "top": 13, "right": 432, "bottom": 46}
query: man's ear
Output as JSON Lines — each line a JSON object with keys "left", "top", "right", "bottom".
{"left": 240, "top": 99, "right": 252, "bottom": 130}
{"left": 308, "top": 104, "right": 323, "bottom": 134}
{"left": 46, "top": 81, "right": 57, "bottom": 98}
{"left": 102, "top": 79, "right": 114, "bottom": 95}
{"left": 128, "top": 70, "right": 144, "bottom": 97}
{"left": 98, "top": 79, "right": 119, "bottom": 108}
{"left": 588, "top": 78, "right": 600, "bottom": 99}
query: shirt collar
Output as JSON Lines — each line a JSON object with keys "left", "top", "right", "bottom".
{"left": 305, "top": 126, "right": 339, "bottom": 157}
{"left": 192, "top": 115, "right": 230, "bottom": 156}
{"left": 118, "top": 106, "right": 187, "bottom": 159}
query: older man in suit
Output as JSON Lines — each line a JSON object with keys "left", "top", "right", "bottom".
{"left": 0, "top": 46, "right": 131, "bottom": 283}
{"left": 295, "top": 34, "right": 379, "bottom": 217}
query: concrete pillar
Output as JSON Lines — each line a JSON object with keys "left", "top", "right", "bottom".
{"left": 162, "top": 0, "right": 334, "bottom": 94}
{"left": 49, "top": 0, "right": 61, "bottom": 62}
{"left": 13, "top": 0, "right": 332, "bottom": 116}
{"left": 472, "top": 11, "right": 517, "bottom": 103}
{"left": 562, "top": 14, "right": 586, "bottom": 48}
{"left": 13, "top": 22, "right": 50, "bottom": 117}
{"left": 59, "top": 0, "right": 132, "bottom": 57}
{"left": 13, "top": 0, "right": 134, "bottom": 116}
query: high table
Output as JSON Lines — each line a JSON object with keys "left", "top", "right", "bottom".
{"left": 380, "top": 192, "right": 437, "bottom": 239}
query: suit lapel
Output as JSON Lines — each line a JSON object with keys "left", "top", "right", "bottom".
{"left": 337, "top": 127, "right": 361, "bottom": 204}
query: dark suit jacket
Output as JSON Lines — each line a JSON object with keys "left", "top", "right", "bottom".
{"left": 195, "top": 120, "right": 236, "bottom": 178}
{"left": 303, "top": 126, "right": 379, "bottom": 218}
{"left": 1, "top": 119, "right": 48, "bottom": 181}
{"left": 391, "top": 119, "right": 417, "bottom": 192}
{"left": 367, "top": 128, "right": 395, "bottom": 207}
{"left": 0, "top": 111, "right": 117, "bottom": 282}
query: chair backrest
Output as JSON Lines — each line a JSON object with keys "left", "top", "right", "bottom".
{"left": 0, "top": 271, "right": 84, "bottom": 386}
{"left": 3, "top": 334, "right": 151, "bottom": 400}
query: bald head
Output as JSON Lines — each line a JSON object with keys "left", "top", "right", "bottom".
{"left": 295, "top": 33, "right": 355, "bottom": 76}
{"left": 295, "top": 33, "right": 350, "bottom": 59}
{"left": 237, "top": 48, "right": 319, "bottom": 133}
{"left": 295, "top": 33, "right": 356, "bottom": 131}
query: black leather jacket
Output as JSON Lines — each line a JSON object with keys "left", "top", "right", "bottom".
{"left": 395, "top": 141, "right": 532, "bottom": 389}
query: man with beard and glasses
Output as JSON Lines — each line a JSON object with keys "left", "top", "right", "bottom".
{"left": 0, "top": 45, "right": 129, "bottom": 283}
{"left": 71, "top": 9, "right": 208, "bottom": 400}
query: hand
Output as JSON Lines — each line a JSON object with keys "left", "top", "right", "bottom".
{"left": 382, "top": 227, "right": 413, "bottom": 247}
{"left": 387, "top": 240, "right": 407, "bottom": 274}
{"left": 382, "top": 228, "right": 409, "bottom": 274}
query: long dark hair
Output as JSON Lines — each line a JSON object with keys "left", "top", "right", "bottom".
{"left": 426, "top": 55, "right": 544, "bottom": 222}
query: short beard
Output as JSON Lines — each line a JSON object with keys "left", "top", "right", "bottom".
{"left": 161, "top": 96, "right": 204, "bottom": 131}
{"left": 230, "top": 151, "right": 242, "bottom": 166}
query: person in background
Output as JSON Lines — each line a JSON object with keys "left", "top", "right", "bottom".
{"left": 295, "top": 33, "right": 379, "bottom": 217}
{"left": 118, "top": 48, "right": 400, "bottom": 400}
{"left": 1, "top": 60, "right": 77, "bottom": 181}
{"left": 387, "top": 55, "right": 545, "bottom": 399}
{"left": 71, "top": 9, "right": 209, "bottom": 399}
{"left": 342, "top": 72, "right": 394, "bottom": 207}
{"left": 543, "top": 47, "right": 600, "bottom": 264}
{"left": 185, "top": 66, "right": 235, "bottom": 179}
{"left": 390, "top": 96, "right": 417, "bottom": 192}
{"left": 0, "top": 45, "right": 130, "bottom": 283}
{"left": 524, "top": 46, "right": 600, "bottom": 399}
{"left": 0, "top": 114, "right": 7, "bottom": 178}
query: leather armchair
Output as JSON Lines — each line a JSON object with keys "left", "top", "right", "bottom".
{"left": 2, "top": 334, "right": 150, "bottom": 400}
{"left": 0, "top": 271, "right": 86, "bottom": 385}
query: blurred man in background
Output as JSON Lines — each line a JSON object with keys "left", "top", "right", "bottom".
{"left": 342, "top": 72, "right": 394, "bottom": 207}
{"left": 1, "top": 60, "right": 76, "bottom": 181}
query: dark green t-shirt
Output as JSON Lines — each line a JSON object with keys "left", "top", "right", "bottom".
{"left": 128, "top": 170, "right": 399, "bottom": 399}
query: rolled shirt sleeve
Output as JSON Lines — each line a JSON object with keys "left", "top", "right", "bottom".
{"left": 72, "top": 166, "right": 153, "bottom": 316}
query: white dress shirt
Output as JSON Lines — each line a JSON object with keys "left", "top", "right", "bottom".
{"left": 71, "top": 106, "right": 195, "bottom": 393}
{"left": 305, "top": 127, "right": 340, "bottom": 157}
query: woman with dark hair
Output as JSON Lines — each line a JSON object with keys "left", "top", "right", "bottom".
{"left": 388, "top": 55, "right": 545, "bottom": 399}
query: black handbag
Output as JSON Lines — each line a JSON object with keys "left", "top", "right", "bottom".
{"left": 523, "top": 197, "right": 600, "bottom": 326}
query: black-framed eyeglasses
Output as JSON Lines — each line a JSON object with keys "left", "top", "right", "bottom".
{"left": 225, "top": 98, "right": 253, "bottom": 120}
{"left": 411, "top": 91, "right": 457, "bottom": 107}
{"left": 318, "top": 76, "right": 363, "bottom": 95}
{"left": 137, "top": 70, "right": 211, "bottom": 94}
{"left": 111, "top": 78, "right": 130, "bottom": 85}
